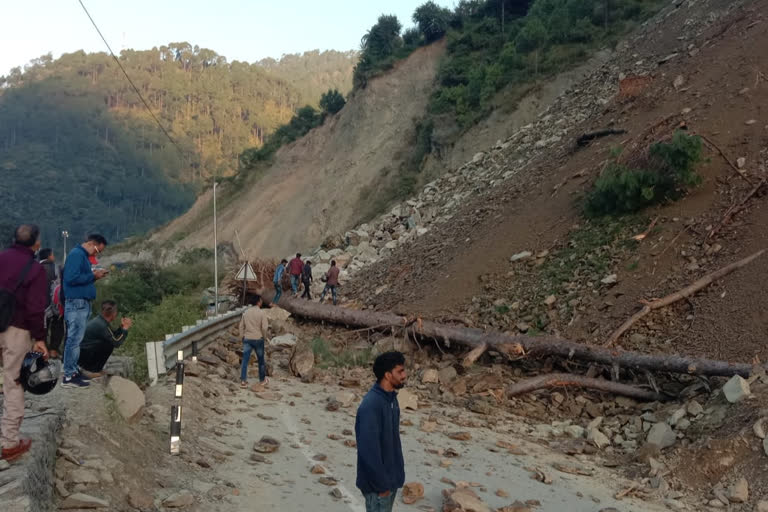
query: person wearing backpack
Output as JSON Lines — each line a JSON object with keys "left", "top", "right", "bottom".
{"left": 38, "top": 248, "right": 64, "bottom": 359}
{"left": 0, "top": 224, "right": 49, "bottom": 463}
{"left": 61, "top": 234, "right": 109, "bottom": 389}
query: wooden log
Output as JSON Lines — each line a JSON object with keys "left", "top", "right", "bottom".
{"left": 262, "top": 291, "right": 761, "bottom": 378}
{"left": 507, "top": 373, "right": 664, "bottom": 401}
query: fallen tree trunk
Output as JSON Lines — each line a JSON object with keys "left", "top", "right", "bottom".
{"left": 605, "top": 249, "right": 765, "bottom": 346}
{"left": 263, "top": 291, "right": 761, "bottom": 378}
{"left": 507, "top": 373, "right": 664, "bottom": 401}
{"left": 576, "top": 128, "right": 627, "bottom": 147}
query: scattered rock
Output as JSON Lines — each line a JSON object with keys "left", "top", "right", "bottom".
{"left": 334, "top": 390, "right": 357, "bottom": 408}
{"left": 495, "top": 489, "right": 509, "bottom": 498}
{"left": 289, "top": 342, "right": 315, "bottom": 378}
{"left": 422, "top": 368, "right": 439, "bottom": 384}
{"left": 448, "top": 431, "right": 472, "bottom": 441}
{"left": 402, "top": 482, "right": 425, "bottom": 504}
{"left": 442, "top": 487, "right": 491, "bottom": 512}
{"left": 438, "top": 366, "right": 458, "bottom": 385}
{"left": 311, "top": 464, "right": 326, "bottom": 474}
{"left": 127, "top": 492, "right": 154, "bottom": 510}
{"left": 737, "top": 157, "right": 746, "bottom": 169}
{"left": 728, "top": 477, "right": 749, "bottom": 503}
{"left": 543, "top": 295, "right": 557, "bottom": 307}
{"left": 420, "top": 420, "right": 438, "bottom": 433}
{"left": 250, "top": 453, "right": 271, "bottom": 464}
{"left": 313, "top": 454, "right": 328, "bottom": 461}
{"left": 0, "top": 459, "right": 9, "bottom": 471}
{"left": 269, "top": 334, "right": 297, "bottom": 348}
{"left": 69, "top": 468, "right": 99, "bottom": 484}
{"left": 587, "top": 428, "right": 611, "bottom": 449}
{"left": 107, "top": 376, "right": 145, "bottom": 422}
{"left": 253, "top": 390, "right": 283, "bottom": 401}
{"left": 687, "top": 400, "right": 704, "bottom": 416}
{"left": 600, "top": 274, "right": 618, "bottom": 285}
{"left": 59, "top": 493, "right": 109, "bottom": 509}
{"left": 646, "top": 423, "right": 676, "bottom": 450}
{"left": 397, "top": 389, "right": 418, "bottom": 410}
{"left": 326, "top": 399, "right": 341, "bottom": 412}
{"left": 755, "top": 418, "right": 766, "bottom": 439}
{"left": 163, "top": 491, "right": 195, "bottom": 508}
{"left": 318, "top": 477, "right": 338, "bottom": 486}
{"left": 757, "top": 500, "right": 768, "bottom": 512}
{"left": 510, "top": 251, "right": 532, "bottom": 262}
{"left": 722, "top": 375, "right": 750, "bottom": 403}
{"left": 253, "top": 436, "right": 281, "bottom": 453}
{"left": 330, "top": 487, "right": 343, "bottom": 499}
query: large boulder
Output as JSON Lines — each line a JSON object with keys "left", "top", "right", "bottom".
{"left": 372, "top": 337, "right": 397, "bottom": 356}
{"left": 263, "top": 307, "right": 292, "bottom": 334}
{"left": 442, "top": 487, "right": 491, "bottom": 512}
{"left": 289, "top": 342, "right": 315, "bottom": 378}
{"left": 107, "top": 376, "right": 145, "bottom": 422}
{"left": 269, "top": 334, "right": 297, "bottom": 348}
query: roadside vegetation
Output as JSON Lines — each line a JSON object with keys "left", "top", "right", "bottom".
{"left": 95, "top": 250, "right": 217, "bottom": 383}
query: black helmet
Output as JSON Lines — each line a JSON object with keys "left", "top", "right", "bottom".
{"left": 18, "top": 352, "right": 60, "bottom": 395}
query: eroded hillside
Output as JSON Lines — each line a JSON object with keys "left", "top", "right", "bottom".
{"left": 152, "top": 41, "right": 446, "bottom": 258}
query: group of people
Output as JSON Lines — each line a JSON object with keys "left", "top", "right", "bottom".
{"left": 272, "top": 252, "right": 341, "bottom": 305}
{"left": 0, "top": 224, "right": 133, "bottom": 463}
{"left": 236, "top": 292, "right": 406, "bottom": 512}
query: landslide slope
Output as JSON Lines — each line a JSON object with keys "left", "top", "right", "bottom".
{"left": 345, "top": 0, "right": 768, "bottom": 362}
{"left": 151, "top": 42, "right": 445, "bottom": 258}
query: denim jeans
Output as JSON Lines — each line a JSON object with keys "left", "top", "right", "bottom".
{"left": 63, "top": 298, "right": 91, "bottom": 378}
{"left": 241, "top": 338, "right": 266, "bottom": 382}
{"left": 273, "top": 283, "right": 282, "bottom": 304}
{"left": 363, "top": 490, "right": 397, "bottom": 512}
{"left": 320, "top": 284, "right": 338, "bottom": 305}
{"left": 290, "top": 274, "right": 300, "bottom": 294}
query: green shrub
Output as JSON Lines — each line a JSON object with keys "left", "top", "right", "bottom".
{"left": 311, "top": 337, "right": 373, "bottom": 368}
{"left": 585, "top": 131, "right": 703, "bottom": 216}
{"left": 319, "top": 89, "right": 346, "bottom": 114}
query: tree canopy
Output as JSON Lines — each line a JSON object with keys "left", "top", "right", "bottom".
{"left": 0, "top": 45, "right": 355, "bottom": 249}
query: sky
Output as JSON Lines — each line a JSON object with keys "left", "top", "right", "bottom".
{"left": 1, "top": 0, "right": 456, "bottom": 77}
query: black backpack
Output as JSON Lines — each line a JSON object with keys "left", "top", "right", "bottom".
{"left": 0, "top": 256, "right": 35, "bottom": 333}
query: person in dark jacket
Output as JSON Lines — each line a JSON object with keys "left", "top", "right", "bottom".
{"left": 0, "top": 224, "right": 49, "bottom": 463}
{"left": 61, "top": 234, "right": 109, "bottom": 388}
{"left": 38, "top": 248, "right": 64, "bottom": 358}
{"left": 301, "top": 260, "right": 313, "bottom": 300}
{"left": 355, "top": 351, "right": 407, "bottom": 512}
{"left": 78, "top": 300, "right": 132, "bottom": 377}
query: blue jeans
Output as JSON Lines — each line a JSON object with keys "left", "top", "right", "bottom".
{"left": 63, "top": 298, "right": 91, "bottom": 378}
{"left": 290, "top": 275, "right": 299, "bottom": 294}
{"left": 241, "top": 338, "right": 266, "bottom": 382}
{"left": 320, "top": 284, "right": 337, "bottom": 305}
{"left": 273, "top": 283, "right": 282, "bottom": 304}
{"left": 363, "top": 491, "right": 397, "bottom": 512}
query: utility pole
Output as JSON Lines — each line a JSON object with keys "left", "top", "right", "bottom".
{"left": 61, "top": 231, "right": 69, "bottom": 263}
{"left": 213, "top": 182, "right": 218, "bottom": 315}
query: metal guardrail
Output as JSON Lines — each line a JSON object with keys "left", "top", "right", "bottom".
{"left": 145, "top": 306, "right": 247, "bottom": 385}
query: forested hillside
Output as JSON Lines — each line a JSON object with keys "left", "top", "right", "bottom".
{"left": 0, "top": 45, "right": 354, "bottom": 247}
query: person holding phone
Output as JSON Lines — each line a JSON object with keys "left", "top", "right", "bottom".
{"left": 61, "top": 233, "right": 109, "bottom": 388}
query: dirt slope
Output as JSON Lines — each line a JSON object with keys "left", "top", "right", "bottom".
{"left": 151, "top": 42, "right": 445, "bottom": 259}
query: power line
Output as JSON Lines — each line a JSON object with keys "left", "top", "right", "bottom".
{"left": 76, "top": 0, "right": 186, "bottom": 159}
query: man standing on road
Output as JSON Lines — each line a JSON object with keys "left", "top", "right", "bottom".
{"left": 0, "top": 224, "right": 49, "bottom": 462}
{"left": 301, "top": 260, "right": 313, "bottom": 300}
{"left": 272, "top": 259, "right": 287, "bottom": 304}
{"left": 355, "top": 351, "right": 407, "bottom": 511}
{"left": 238, "top": 294, "right": 269, "bottom": 388}
{"left": 320, "top": 260, "right": 340, "bottom": 305}
{"left": 288, "top": 253, "right": 304, "bottom": 296}
{"left": 38, "top": 248, "right": 64, "bottom": 358}
{"left": 78, "top": 300, "right": 132, "bottom": 378}
{"left": 61, "top": 234, "right": 108, "bottom": 388}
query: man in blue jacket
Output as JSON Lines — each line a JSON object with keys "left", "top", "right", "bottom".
{"left": 61, "top": 234, "right": 108, "bottom": 388}
{"left": 355, "top": 351, "right": 407, "bottom": 511}
{"left": 272, "top": 259, "right": 287, "bottom": 304}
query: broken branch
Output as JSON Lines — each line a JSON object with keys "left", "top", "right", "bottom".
{"left": 707, "top": 178, "right": 766, "bottom": 240}
{"left": 576, "top": 128, "right": 627, "bottom": 147}
{"left": 605, "top": 249, "right": 765, "bottom": 346}
{"left": 461, "top": 342, "right": 489, "bottom": 368}
{"left": 700, "top": 134, "right": 753, "bottom": 186}
{"left": 507, "top": 373, "right": 664, "bottom": 401}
